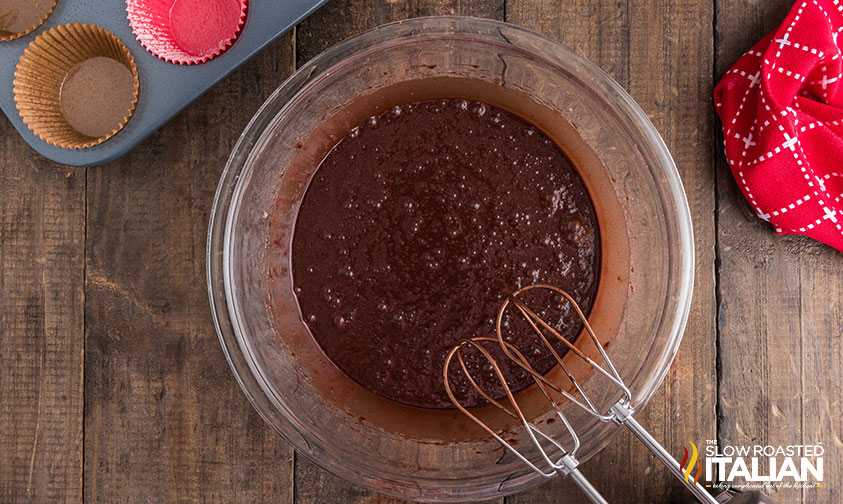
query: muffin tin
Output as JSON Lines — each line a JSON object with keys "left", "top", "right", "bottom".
{"left": 0, "top": 0, "right": 327, "bottom": 166}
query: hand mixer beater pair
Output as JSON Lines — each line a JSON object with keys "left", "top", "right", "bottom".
{"left": 443, "top": 284, "right": 773, "bottom": 504}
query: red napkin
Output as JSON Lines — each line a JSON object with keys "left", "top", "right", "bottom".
{"left": 715, "top": 0, "right": 843, "bottom": 252}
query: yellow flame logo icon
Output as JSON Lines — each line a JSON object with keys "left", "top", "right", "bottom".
{"left": 679, "top": 441, "right": 703, "bottom": 485}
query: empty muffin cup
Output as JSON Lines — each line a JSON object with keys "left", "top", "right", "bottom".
{"left": 0, "top": 0, "right": 56, "bottom": 41}
{"left": 126, "top": 0, "right": 247, "bottom": 65}
{"left": 13, "top": 23, "right": 139, "bottom": 149}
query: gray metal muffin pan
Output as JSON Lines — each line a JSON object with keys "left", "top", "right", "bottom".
{"left": 0, "top": 0, "right": 327, "bottom": 166}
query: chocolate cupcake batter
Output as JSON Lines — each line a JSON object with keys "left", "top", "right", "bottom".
{"left": 292, "top": 99, "right": 600, "bottom": 409}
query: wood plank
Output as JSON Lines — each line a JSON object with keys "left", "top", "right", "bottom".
{"left": 296, "top": 0, "right": 504, "bottom": 65}
{"left": 715, "top": 2, "right": 843, "bottom": 502}
{"left": 293, "top": 2, "right": 504, "bottom": 503}
{"left": 0, "top": 118, "right": 84, "bottom": 502}
{"left": 506, "top": 1, "right": 717, "bottom": 502}
{"left": 82, "top": 35, "right": 297, "bottom": 503}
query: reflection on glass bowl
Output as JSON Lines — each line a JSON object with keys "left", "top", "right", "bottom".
{"left": 207, "top": 16, "right": 694, "bottom": 502}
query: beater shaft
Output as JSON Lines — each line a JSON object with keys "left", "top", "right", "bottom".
{"left": 444, "top": 284, "right": 722, "bottom": 504}
{"left": 567, "top": 468, "right": 609, "bottom": 504}
{"left": 610, "top": 401, "right": 719, "bottom": 504}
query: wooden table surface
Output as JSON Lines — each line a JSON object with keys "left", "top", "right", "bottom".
{"left": 1, "top": 1, "right": 841, "bottom": 502}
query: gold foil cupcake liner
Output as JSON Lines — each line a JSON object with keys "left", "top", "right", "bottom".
{"left": 0, "top": 0, "right": 57, "bottom": 41}
{"left": 14, "top": 22, "right": 140, "bottom": 149}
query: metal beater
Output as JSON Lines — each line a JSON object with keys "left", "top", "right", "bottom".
{"left": 443, "top": 284, "right": 724, "bottom": 504}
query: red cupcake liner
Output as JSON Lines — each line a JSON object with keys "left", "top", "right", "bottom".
{"left": 126, "top": 0, "right": 247, "bottom": 65}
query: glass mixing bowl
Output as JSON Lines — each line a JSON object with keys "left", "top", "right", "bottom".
{"left": 207, "top": 16, "right": 694, "bottom": 502}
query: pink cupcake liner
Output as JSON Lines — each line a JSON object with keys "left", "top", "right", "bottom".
{"left": 126, "top": 0, "right": 247, "bottom": 65}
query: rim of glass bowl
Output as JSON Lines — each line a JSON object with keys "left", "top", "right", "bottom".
{"left": 207, "top": 16, "right": 695, "bottom": 501}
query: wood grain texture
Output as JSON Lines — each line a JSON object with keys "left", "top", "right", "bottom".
{"left": 1, "top": 2, "right": 840, "bottom": 503}
{"left": 506, "top": 1, "right": 717, "bottom": 502}
{"left": 82, "top": 35, "right": 297, "bottom": 503}
{"left": 296, "top": 0, "right": 505, "bottom": 65}
{"left": 715, "top": 2, "right": 843, "bottom": 502}
{"left": 0, "top": 118, "right": 84, "bottom": 502}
